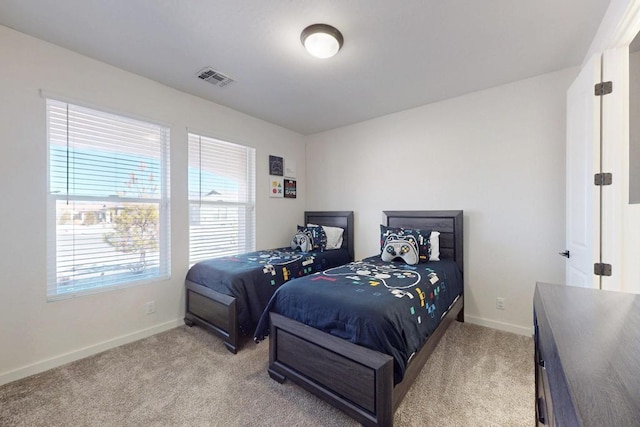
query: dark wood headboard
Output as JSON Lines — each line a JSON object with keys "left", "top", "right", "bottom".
{"left": 383, "top": 210, "right": 463, "bottom": 274}
{"left": 305, "top": 211, "right": 354, "bottom": 261}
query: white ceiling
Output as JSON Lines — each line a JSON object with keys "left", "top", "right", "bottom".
{"left": 0, "top": 0, "right": 610, "bottom": 135}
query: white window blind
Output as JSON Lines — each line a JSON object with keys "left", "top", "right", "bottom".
{"left": 188, "top": 133, "right": 256, "bottom": 264}
{"left": 47, "top": 99, "right": 170, "bottom": 299}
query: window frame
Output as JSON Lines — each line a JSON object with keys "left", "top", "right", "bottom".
{"left": 188, "top": 132, "right": 256, "bottom": 265}
{"left": 46, "top": 98, "right": 171, "bottom": 300}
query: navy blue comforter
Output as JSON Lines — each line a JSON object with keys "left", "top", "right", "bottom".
{"left": 186, "top": 248, "right": 350, "bottom": 335}
{"left": 254, "top": 256, "right": 463, "bottom": 383}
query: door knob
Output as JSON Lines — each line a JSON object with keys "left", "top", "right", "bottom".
{"left": 559, "top": 250, "right": 570, "bottom": 258}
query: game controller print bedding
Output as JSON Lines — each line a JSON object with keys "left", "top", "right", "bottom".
{"left": 254, "top": 256, "right": 462, "bottom": 384}
{"left": 187, "top": 247, "right": 350, "bottom": 336}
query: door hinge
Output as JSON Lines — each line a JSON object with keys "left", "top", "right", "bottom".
{"left": 594, "top": 263, "right": 612, "bottom": 276}
{"left": 594, "top": 172, "right": 612, "bottom": 186}
{"left": 594, "top": 81, "right": 613, "bottom": 96}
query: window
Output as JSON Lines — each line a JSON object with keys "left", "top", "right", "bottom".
{"left": 188, "top": 133, "right": 255, "bottom": 264}
{"left": 47, "top": 99, "right": 170, "bottom": 299}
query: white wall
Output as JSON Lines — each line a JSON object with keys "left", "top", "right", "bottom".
{"left": 584, "top": 0, "right": 635, "bottom": 65}
{"left": 0, "top": 25, "right": 305, "bottom": 385}
{"left": 305, "top": 68, "right": 577, "bottom": 335}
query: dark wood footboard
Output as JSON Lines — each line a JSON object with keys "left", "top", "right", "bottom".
{"left": 269, "top": 296, "right": 464, "bottom": 427}
{"left": 185, "top": 279, "right": 238, "bottom": 353}
{"left": 269, "top": 312, "right": 395, "bottom": 426}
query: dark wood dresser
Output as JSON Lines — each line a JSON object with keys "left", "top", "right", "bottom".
{"left": 534, "top": 282, "right": 640, "bottom": 426}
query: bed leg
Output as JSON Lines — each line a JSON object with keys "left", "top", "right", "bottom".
{"left": 456, "top": 304, "right": 465, "bottom": 322}
{"left": 184, "top": 318, "right": 194, "bottom": 327}
{"left": 268, "top": 368, "right": 286, "bottom": 384}
{"left": 224, "top": 341, "right": 238, "bottom": 354}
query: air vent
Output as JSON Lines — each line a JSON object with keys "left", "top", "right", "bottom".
{"left": 196, "top": 67, "right": 234, "bottom": 87}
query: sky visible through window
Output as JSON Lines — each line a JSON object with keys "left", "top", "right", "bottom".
{"left": 50, "top": 145, "right": 239, "bottom": 200}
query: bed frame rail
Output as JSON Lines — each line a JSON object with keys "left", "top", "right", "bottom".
{"left": 392, "top": 295, "right": 463, "bottom": 411}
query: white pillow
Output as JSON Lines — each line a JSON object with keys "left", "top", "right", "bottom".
{"left": 307, "top": 224, "right": 344, "bottom": 250}
{"left": 430, "top": 231, "right": 440, "bottom": 261}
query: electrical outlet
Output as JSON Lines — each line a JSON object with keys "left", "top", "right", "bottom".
{"left": 145, "top": 300, "right": 155, "bottom": 314}
{"left": 496, "top": 297, "right": 505, "bottom": 310}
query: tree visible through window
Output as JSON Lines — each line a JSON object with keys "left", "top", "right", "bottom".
{"left": 103, "top": 163, "right": 160, "bottom": 273}
{"left": 46, "top": 100, "right": 170, "bottom": 299}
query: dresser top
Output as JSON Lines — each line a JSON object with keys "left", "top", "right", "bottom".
{"left": 535, "top": 282, "right": 640, "bottom": 425}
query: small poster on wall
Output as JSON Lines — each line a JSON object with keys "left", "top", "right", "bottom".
{"left": 270, "top": 177, "right": 284, "bottom": 198}
{"left": 269, "top": 155, "right": 284, "bottom": 176}
{"left": 284, "top": 160, "right": 297, "bottom": 178}
{"left": 284, "top": 179, "right": 297, "bottom": 198}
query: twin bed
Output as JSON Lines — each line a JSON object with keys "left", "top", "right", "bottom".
{"left": 185, "top": 210, "right": 464, "bottom": 426}
{"left": 258, "top": 210, "right": 464, "bottom": 426}
{"left": 184, "top": 211, "right": 354, "bottom": 353}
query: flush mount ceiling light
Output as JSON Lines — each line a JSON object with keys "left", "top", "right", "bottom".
{"left": 300, "top": 24, "right": 344, "bottom": 59}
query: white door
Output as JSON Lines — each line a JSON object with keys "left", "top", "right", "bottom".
{"left": 601, "top": 47, "right": 625, "bottom": 292}
{"left": 566, "top": 54, "right": 601, "bottom": 289}
{"left": 602, "top": 45, "right": 640, "bottom": 294}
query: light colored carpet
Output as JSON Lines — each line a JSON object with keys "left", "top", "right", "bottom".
{"left": 0, "top": 322, "right": 533, "bottom": 426}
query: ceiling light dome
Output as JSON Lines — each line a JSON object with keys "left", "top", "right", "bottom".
{"left": 301, "top": 24, "right": 344, "bottom": 59}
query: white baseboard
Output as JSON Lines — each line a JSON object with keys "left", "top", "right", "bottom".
{"left": 1, "top": 315, "right": 531, "bottom": 387}
{"left": 0, "top": 318, "right": 184, "bottom": 387}
{"left": 464, "top": 314, "right": 532, "bottom": 337}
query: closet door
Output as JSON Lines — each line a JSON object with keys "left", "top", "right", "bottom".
{"left": 601, "top": 47, "right": 626, "bottom": 292}
{"left": 565, "top": 54, "right": 601, "bottom": 289}
{"left": 621, "top": 42, "right": 640, "bottom": 294}
{"left": 601, "top": 42, "right": 640, "bottom": 294}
